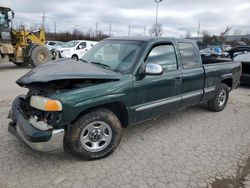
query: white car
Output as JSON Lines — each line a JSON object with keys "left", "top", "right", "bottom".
{"left": 57, "top": 40, "right": 98, "bottom": 60}
{"left": 45, "top": 41, "right": 65, "bottom": 50}
{"left": 200, "top": 48, "right": 220, "bottom": 56}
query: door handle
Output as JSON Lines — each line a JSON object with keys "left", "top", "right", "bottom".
{"left": 175, "top": 77, "right": 182, "bottom": 83}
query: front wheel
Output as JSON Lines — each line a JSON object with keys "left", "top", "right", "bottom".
{"left": 69, "top": 108, "right": 122, "bottom": 160}
{"left": 29, "top": 46, "right": 52, "bottom": 67}
{"left": 208, "top": 83, "right": 229, "bottom": 112}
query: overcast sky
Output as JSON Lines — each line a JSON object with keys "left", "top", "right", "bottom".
{"left": 2, "top": 0, "right": 250, "bottom": 37}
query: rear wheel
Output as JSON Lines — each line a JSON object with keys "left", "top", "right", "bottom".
{"left": 69, "top": 108, "right": 122, "bottom": 160}
{"left": 29, "top": 46, "right": 52, "bottom": 67}
{"left": 208, "top": 83, "right": 229, "bottom": 112}
{"left": 71, "top": 54, "right": 79, "bottom": 61}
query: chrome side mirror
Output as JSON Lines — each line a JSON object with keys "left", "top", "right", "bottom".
{"left": 144, "top": 63, "right": 163, "bottom": 75}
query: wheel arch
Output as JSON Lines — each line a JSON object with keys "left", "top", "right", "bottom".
{"left": 73, "top": 101, "right": 129, "bottom": 128}
{"left": 71, "top": 54, "right": 79, "bottom": 59}
{"left": 221, "top": 78, "right": 233, "bottom": 90}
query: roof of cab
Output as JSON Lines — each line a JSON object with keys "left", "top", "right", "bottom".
{"left": 105, "top": 36, "right": 196, "bottom": 43}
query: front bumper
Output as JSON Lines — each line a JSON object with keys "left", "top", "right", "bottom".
{"left": 8, "top": 95, "right": 65, "bottom": 153}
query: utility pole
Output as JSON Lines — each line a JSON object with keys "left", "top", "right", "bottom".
{"left": 197, "top": 21, "right": 200, "bottom": 37}
{"left": 54, "top": 22, "right": 57, "bottom": 34}
{"left": 95, "top": 21, "right": 98, "bottom": 37}
{"left": 128, "top": 24, "right": 131, "bottom": 36}
{"left": 74, "top": 24, "right": 79, "bottom": 39}
{"left": 42, "top": 12, "right": 45, "bottom": 29}
{"left": 109, "top": 24, "right": 112, "bottom": 36}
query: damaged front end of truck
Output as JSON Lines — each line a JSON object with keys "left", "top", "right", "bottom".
{"left": 8, "top": 59, "right": 121, "bottom": 153}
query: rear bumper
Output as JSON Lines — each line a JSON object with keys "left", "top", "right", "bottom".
{"left": 8, "top": 95, "right": 65, "bottom": 153}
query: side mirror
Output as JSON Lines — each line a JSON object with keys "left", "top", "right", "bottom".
{"left": 78, "top": 45, "right": 86, "bottom": 49}
{"left": 78, "top": 45, "right": 83, "bottom": 49}
{"left": 144, "top": 63, "right": 163, "bottom": 75}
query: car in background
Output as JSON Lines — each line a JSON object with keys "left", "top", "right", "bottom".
{"left": 200, "top": 47, "right": 228, "bottom": 58}
{"left": 45, "top": 41, "right": 65, "bottom": 50}
{"left": 200, "top": 48, "right": 220, "bottom": 56}
{"left": 57, "top": 40, "right": 98, "bottom": 60}
{"left": 228, "top": 46, "right": 250, "bottom": 84}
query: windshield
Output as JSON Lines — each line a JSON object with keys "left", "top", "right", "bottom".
{"left": 82, "top": 40, "right": 145, "bottom": 73}
{"left": 0, "top": 10, "right": 8, "bottom": 28}
{"left": 61, "top": 41, "right": 78, "bottom": 48}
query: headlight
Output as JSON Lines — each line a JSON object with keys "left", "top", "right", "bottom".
{"left": 30, "top": 96, "right": 62, "bottom": 111}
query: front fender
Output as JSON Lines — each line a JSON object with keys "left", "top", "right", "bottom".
{"left": 60, "top": 93, "right": 127, "bottom": 124}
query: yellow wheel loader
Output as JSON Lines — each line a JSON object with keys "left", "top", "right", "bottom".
{"left": 0, "top": 6, "right": 52, "bottom": 67}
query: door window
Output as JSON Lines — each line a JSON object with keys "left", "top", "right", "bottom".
{"left": 77, "top": 42, "right": 86, "bottom": 50}
{"left": 146, "top": 44, "right": 177, "bottom": 71}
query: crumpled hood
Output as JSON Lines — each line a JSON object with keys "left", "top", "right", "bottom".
{"left": 16, "top": 59, "right": 121, "bottom": 86}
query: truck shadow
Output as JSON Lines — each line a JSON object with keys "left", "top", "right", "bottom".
{"left": 0, "top": 64, "right": 32, "bottom": 71}
{"left": 239, "top": 84, "right": 250, "bottom": 89}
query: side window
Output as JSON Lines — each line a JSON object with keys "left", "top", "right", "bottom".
{"left": 178, "top": 42, "right": 199, "bottom": 69}
{"left": 78, "top": 42, "right": 86, "bottom": 49}
{"left": 50, "top": 42, "right": 56, "bottom": 46}
{"left": 146, "top": 44, "right": 177, "bottom": 71}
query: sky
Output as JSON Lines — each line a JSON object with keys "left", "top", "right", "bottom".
{"left": 2, "top": 0, "right": 250, "bottom": 37}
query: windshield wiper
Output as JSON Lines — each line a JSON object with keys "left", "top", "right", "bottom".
{"left": 90, "top": 62, "right": 111, "bottom": 69}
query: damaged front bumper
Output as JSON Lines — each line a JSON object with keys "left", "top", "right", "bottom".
{"left": 8, "top": 95, "right": 65, "bottom": 153}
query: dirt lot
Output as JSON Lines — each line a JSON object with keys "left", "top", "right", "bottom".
{"left": 0, "top": 63, "right": 250, "bottom": 188}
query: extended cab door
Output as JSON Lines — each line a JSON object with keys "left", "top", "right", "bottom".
{"left": 133, "top": 43, "right": 182, "bottom": 122}
{"left": 177, "top": 42, "right": 205, "bottom": 108}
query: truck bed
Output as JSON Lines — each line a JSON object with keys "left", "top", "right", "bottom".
{"left": 201, "top": 56, "right": 232, "bottom": 64}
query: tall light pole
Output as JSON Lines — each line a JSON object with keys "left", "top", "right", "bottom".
{"left": 155, "top": 0, "right": 162, "bottom": 36}
{"left": 155, "top": 0, "right": 162, "bottom": 26}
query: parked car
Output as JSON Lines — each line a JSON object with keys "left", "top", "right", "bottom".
{"left": 200, "top": 47, "right": 228, "bottom": 58}
{"left": 45, "top": 41, "right": 65, "bottom": 50}
{"left": 57, "top": 40, "right": 97, "bottom": 60}
{"left": 200, "top": 48, "right": 220, "bottom": 56}
{"left": 228, "top": 46, "right": 250, "bottom": 84}
{"left": 8, "top": 37, "right": 241, "bottom": 160}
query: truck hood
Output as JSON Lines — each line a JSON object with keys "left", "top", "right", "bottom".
{"left": 16, "top": 59, "right": 122, "bottom": 87}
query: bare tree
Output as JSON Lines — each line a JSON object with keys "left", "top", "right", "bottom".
{"left": 149, "top": 23, "right": 163, "bottom": 36}
{"left": 219, "top": 26, "right": 231, "bottom": 42}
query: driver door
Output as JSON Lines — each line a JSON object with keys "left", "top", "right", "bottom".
{"left": 133, "top": 43, "right": 182, "bottom": 123}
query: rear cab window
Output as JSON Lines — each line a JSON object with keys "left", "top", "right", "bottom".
{"left": 178, "top": 42, "right": 199, "bottom": 69}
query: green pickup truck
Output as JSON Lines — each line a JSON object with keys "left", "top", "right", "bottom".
{"left": 8, "top": 37, "right": 241, "bottom": 160}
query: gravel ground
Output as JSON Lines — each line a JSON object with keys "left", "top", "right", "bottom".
{"left": 0, "top": 63, "right": 250, "bottom": 188}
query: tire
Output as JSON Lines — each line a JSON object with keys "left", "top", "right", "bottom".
{"left": 69, "top": 108, "right": 122, "bottom": 160}
{"left": 29, "top": 46, "right": 52, "bottom": 67}
{"left": 208, "top": 83, "right": 229, "bottom": 112}
{"left": 71, "top": 55, "right": 79, "bottom": 61}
